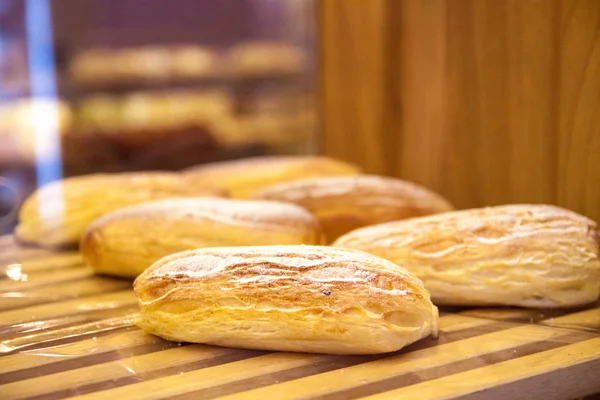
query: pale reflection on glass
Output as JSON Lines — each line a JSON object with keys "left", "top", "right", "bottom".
{"left": 25, "top": 0, "right": 64, "bottom": 226}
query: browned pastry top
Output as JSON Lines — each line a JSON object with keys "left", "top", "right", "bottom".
{"left": 135, "top": 245, "right": 428, "bottom": 308}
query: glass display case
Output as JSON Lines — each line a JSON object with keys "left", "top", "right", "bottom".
{"left": 1, "top": 2, "right": 599, "bottom": 399}
{"left": 0, "top": 0, "right": 319, "bottom": 234}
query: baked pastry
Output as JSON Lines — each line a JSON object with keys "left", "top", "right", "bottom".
{"left": 171, "top": 45, "right": 220, "bottom": 79}
{"left": 184, "top": 156, "right": 362, "bottom": 198}
{"left": 15, "top": 172, "right": 226, "bottom": 249}
{"left": 228, "top": 41, "right": 305, "bottom": 77}
{"left": 82, "top": 197, "right": 325, "bottom": 278}
{"left": 253, "top": 175, "right": 454, "bottom": 242}
{"left": 134, "top": 245, "right": 438, "bottom": 354}
{"left": 69, "top": 48, "right": 116, "bottom": 86}
{"left": 334, "top": 204, "right": 600, "bottom": 308}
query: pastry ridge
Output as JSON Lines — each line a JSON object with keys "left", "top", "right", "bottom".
{"left": 183, "top": 155, "right": 362, "bottom": 198}
{"left": 334, "top": 204, "right": 600, "bottom": 308}
{"left": 16, "top": 172, "right": 226, "bottom": 248}
{"left": 134, "top": 245, "right": 438, "bottom": 355}
{"left": 82, "top": 198, "right": 325, "bottom": 278}
{"left": 253, "top": 174, "right": 454, "bottom": 242}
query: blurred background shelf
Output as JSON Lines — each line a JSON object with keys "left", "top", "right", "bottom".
{"left": 0, "top": 0, "right": 319, "bottom": 234}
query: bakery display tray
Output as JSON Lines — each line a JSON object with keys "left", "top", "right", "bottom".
{"left": 0, "top": 235, "right": 599, "bottom": 400}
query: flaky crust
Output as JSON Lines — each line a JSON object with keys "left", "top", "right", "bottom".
{"left": 134, "top": 245, "right": 438, "bottom": 355}
{"left": 334, "top": 204, "right": 600, "bottom": 308}
{"left": 15, "top": 172, "right": 227, "bottom": 248}
{"left": 82, "top": 198, "right": 325, "bottom": 278}
{"left": 183, "top": 156, "right": 362, "bottom": 198}
{"left": 253, "top": 175, "right": 454, "bottom": 242}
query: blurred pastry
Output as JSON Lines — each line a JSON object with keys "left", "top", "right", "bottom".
{"left": 254, "top": 175, "right": 454, "bottom": 242}
{"left": 76, "top": 95, "right": 123, "bottom": 132}
{"left": 171, "top": 45, "right": 220, "bottom": 79}
{"left": 228, "top": 41, "right": 305, "bottom": 77}
{"left": 69, "top": 48, "right": 116, "bottom": 85}
{"left": 134, "top": 46, "right": 173, "bottom": 82}
{"left": 121, "top": 92, "right": 169, "bottom": 131}
{"left": 15, "top": 172, "right": 227, "bottom": 249}
{"left": 82, "top": 197, "right": 325, "bottom": 278}
{"left": 334, "top": 204, "right": 600, "bottom": 308}
{"left": 134, "top": 245, "right": 438, "bottom": 355}
{"left": 184, "top": 155, "right": 362, "bottom": 198}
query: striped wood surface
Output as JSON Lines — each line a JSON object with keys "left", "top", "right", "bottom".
{"left": 0, "top": 236, "right": 599, "bottom": 400}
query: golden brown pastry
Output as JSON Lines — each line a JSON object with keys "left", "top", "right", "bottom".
{"left": 334, "top": 204, "right": 600, "bottom": 308}
{"left": 15, "top": 172, "right": 226, "bottom": 249}
{"left": 228, "top": 41, "right": 305, "bottom": 77}
{"left": 171, "top": 45, "right": 220, "bottom": 79}
{"left": 253, "top": 175, "right": 454, "bottom": 243}
{"left": 134, "top": 245, "right": 438, "bottom": 355}
{"left": 69, "top": 48, "right": 116, "bottom": 85}
{"left": 183, "top": 155, "right": 362, "bottom": 198}
{"left": 81, "top": 197, "right": 325, "bottom": 278}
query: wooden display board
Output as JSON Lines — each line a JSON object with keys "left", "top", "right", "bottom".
{"left": 0, "top": 236, "right": 599, "bottom": 399}
{"left": 319, "top": 0, "right": 600, "bottom": 223}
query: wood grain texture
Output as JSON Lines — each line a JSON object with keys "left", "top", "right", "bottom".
{"left": 392, "top": 0, "right": 447, "bottom": 194}
{"left": 556, "top": 0, "right": 600, "bottom": 223}
{"left": 0, "top": 241, "right": 599, "bottom": 399}
{"left": 319, "top": 0, "right": 394, "bottom": 175}
{"left": 320, "top": 0, "right": 600, "bottom": 222}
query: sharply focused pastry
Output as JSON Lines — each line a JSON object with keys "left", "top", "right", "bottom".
{"left": 253, "top": 175, "right": 454, "bottom": 242}
{"left": 134, "top": 245, "right": 438, "bottom": 355}
{"left": 184, "top": 155, "right": 362, "bottom": 198}
{"left": 334, "top": 204, "right": 600, "bottom": 308}
{"left": 82, "top": 198, "right": 325, "bottom": 278}
{"left": 15, "top": 172, "right": 226, "bottom": 249}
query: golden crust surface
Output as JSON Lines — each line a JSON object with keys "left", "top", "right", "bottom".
{"left": 334, "top": 204, "right": 600, "bottom": 308}
{"left": 253, "top": 175, "right": 454, "bottom": 242}
{"left": 82, "top": 198, "right": 325, "bottom": 278}
{"left": 183, "top": 155, "right": 362, "bottom": 198}
{"left": 134, "top": 245, "right": 438, "bottom": 354}
{"left": 15, "top": 172, "right": 226, "bottom": 248}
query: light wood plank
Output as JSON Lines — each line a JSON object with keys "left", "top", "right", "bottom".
{"left": 393, "top": 0, "right": 447, "bottom": 190}
{"left": 320, "top": 0, "right": 600, "bottom": 221}
{"left": 0, "top": 345, "right": 239, "bottom": 399}
{"left": 0, "top": 290, "right": 136, "bottom": 326}
{"left": 540, "top": 307, "right": 600, "bottom": 331}
{"left": 0, "top": 329, "right": 159, "bottom": 375}
{"left": 66, "top": 353, "right": 334, "bottom": 400}
{"left": 556, "top": 0, "right": 600, "bottom": 222}
{"left": 0, "top": 313, "right": 480, "bottom": 380}
{"left": 0, "top": 247, "right": 55, "bottom": 264}
{"left": 361, "top": 337, "right": 600, "bottom": 400}
{"left": 0, "top": 277, "right": 131, "bottom": 311}
{"left": 0, "top": 253, "right": 83, "bottom": 274}
{"left": 215, "top": 322, "right": 574, "bottom": 400}
{"left": 0, "top": 265, "right": 94, "bottom": 293}
{"left": 319, "top": 0, "right": 394, "bottom": 175}
{"left": 0, "top": 311, "right": 138, "bottom": 353}
{"left": 458, "top": 308, "right": 544, "bottom": 321}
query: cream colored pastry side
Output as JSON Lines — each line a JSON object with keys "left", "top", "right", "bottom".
{"left": 334, "top": 204, "right": 600, "bottom": 308}
{"left": 183, "top": 155, "right": 362, "bottom": 198}
{"left": 134, "top": 245, "right": 438, "bottom": 355}
{"left": 15, "top": 172, "right": 227, "bottom": 249}
{"left": 81, "top": 198, "right": 326, "bottom": 278}
{"left": 253, "top": 175, "right": 455, "bottom": 242}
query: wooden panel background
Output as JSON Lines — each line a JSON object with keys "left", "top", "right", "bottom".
{"left": 319, "top": 0, "right": 600, "bottom": 222}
